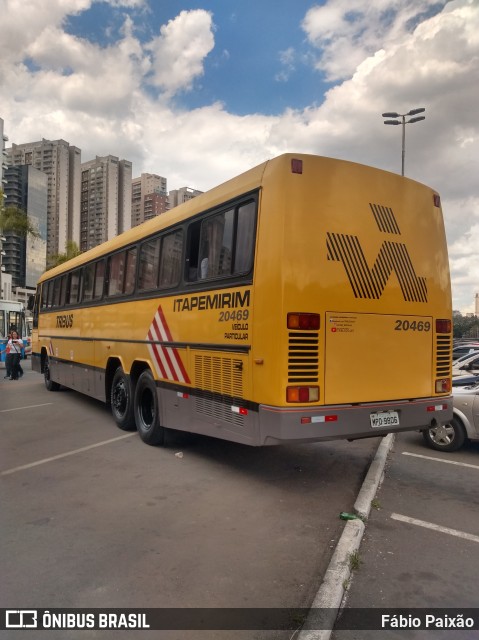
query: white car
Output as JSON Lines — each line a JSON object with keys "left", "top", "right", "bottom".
{"left": 423, "top": 382, "right": 479, "bottom": 452}
{"left": 452, "top": 351, "right": 479, "bottom": 377}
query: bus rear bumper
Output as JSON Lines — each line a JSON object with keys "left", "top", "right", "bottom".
{"left": 258, "top": 396, "right": 453, "bottom": 446}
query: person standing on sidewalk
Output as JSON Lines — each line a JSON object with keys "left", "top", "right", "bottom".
{"left": 2, "top": 331, "right": 13, "bottom": 378}
{"left": 8, "top": 331, "right": 23, "bottom": 380}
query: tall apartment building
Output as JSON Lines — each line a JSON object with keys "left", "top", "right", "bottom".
{"left": 131, "top": 173, "right": 168, "bottom": 227}
{"left": 3, "top": 165, "right": 48, "bottom": 288}
{"left": 1, "top": 117, "right": 7, "bottom": 188}
{"left": 80, "top": 155, "right": 132, "bottom": 251}
{"left": 168, "top": 186, "right": 203, "bottom": 208}
{"left": 6, "top": 138, "right": 81, "bottom": 258}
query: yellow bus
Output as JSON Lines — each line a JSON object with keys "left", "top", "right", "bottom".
{"left": 31, "top": 153, "right": 453, "bottom": 446}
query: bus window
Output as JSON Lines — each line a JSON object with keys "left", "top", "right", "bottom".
{"left": 68, "top": 269, "right": 81, "bottom": 305}
{"left": 47, "top": 280, "right": 54, "bottom": 309}
{"left": 199, "top": 210, "right": 234, "bottom": 279}
{"left": 234, "top": 201, "right": 255, "bottom": 274}
{"left": 83, "top": 263, "right": 95, "bottom": 302}
{"left": 159, "top": 230, "right": 183, "bottom": 288}
{"left": 107, "top": 253, "right": 125, "bottom": 297}
{"left": 124, "top": 248, "right": 137, "bottom": 295}
{"left": 52, "top": 278, "right": 62, "bottom": 307}
{"left": 139, "top": 238, "right": 161, "bottom": 290}
{"left": 93, "top": 260, "right": 105, "bottom": 300}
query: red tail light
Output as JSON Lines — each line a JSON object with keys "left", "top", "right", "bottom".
{"left": 287, "top": 313, "right": 320, "bottom": 330}
{"left": 436, "top": 319, "right": 451, "bottom": 333}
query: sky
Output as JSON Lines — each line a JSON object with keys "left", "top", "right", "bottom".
{"left": 0, "top": 0, "right": 478, "bottom": 313}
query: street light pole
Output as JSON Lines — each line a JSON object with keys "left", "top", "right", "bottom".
{"left": 382, "top": 108, "right": 426, "bottom": 176}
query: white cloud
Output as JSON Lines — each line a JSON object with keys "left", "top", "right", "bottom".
{"left": 146, "top": 9, "right": 215, "bottom": 96}
{"left": 1, "top": 0, "right": 478, "bottom": 312}
{"left": 302, "top": 0, "right": 449, "bottom": 81}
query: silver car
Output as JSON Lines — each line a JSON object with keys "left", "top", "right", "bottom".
{"left": 423, "top": 382, "right": 479, "bottom": 451}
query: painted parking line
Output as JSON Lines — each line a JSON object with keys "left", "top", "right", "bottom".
{"left": 391, "top": 513, "right": 479, "bottom": 544}
{"left": 1, "top": 433, "right": 137, "bottom": 476}
{"left": 402, "top": 451, "right": 479, "bottom": 470}
{"left": 0, "top": 403, "right": 53, "bottom": 413}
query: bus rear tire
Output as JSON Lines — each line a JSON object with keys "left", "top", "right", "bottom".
{"left": 111, "top": 367, "right": 136, "bottom": 431}
{"left": 44, "top": 356, "right": 60, "bottom": 391}
{"left": 134, "top": 370, "right": 165, "bottom": 446}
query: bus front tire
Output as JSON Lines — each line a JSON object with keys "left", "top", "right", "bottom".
{"left": 111, "top": 367, "right": 136, "bottom": 431}
{"left": 422, "top": 417, "right": 466, "bottom": 452}
{"left": 44, "top": 356, "right": 60, "bottom": 391}
{"left": 134, "top": 370, "right": 165, "bottom": 446}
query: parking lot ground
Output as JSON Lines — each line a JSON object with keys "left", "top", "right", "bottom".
{"left": 331, "top": 431, "right": 479, "bottom": 640}
{"left": 1, "top": 364, "right": 381, "bottom": 640}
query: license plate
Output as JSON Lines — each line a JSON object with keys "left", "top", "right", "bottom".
{"left": 370, "top": 411, "right": 400, "bottom": 428}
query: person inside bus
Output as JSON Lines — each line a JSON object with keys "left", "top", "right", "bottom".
{"left": 8, "top": 331, "right": 23, "bottom": 380}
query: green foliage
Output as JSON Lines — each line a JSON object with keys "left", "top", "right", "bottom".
{"left": 0, "top": 191, "right": 40, "bottom": 238}
{"left": 47, "top": 240, "right": 82, "bottom": 269}
{"left": 453, "top": 313, "right": 479, "bottom": 339}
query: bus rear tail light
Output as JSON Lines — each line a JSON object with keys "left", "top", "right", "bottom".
{"left": 435, "top": 378, "right": 451, "bottom": 393}
{"left": 287, "top": 313, "right": 320, "bottom": 330}
{"left": 287, "top": 386, "right": 319, "bottom": 403}
{"left": 436, "top": 319, "right": 451, "bottom": 333}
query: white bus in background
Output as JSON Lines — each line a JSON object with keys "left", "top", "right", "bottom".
{"left": 0, "top": 299, "right": 30, "bottom": 360}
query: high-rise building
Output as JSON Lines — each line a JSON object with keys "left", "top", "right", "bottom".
{"left": 1, "top": 117, "right": 8, "bottom": 189}
{"left": 6, "top": 138, "right": 81, "bottom": 258}
{"left": 131, "top": 173, "right": 168, "bottom": 227}
{"left": 2, "top": 165, "right": 48, "bottom": 288}
{"left": 80, "top": 155, "right": 132, "bottom": 251}
{"left": 168, "top": 186, "right": 203, "bottom": 209}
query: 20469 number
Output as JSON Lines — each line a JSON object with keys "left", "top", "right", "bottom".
{"left": 394, "top": 320, "right": 431, "bottom": 332}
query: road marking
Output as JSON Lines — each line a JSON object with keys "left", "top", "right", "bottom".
{"left": 0, "top": 403, "right": 53, "bottom": 413}
{"left": 402, "top": 451, "right": 479, "bottom": 470}
{"left": 391, "top": 513, "right": 479, "bottom": 544}
{"left": 1, "top": 433, "right": 137, "bottom": 476}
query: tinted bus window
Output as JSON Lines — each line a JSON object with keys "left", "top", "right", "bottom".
{"left": 69, "top": 269, "right": 81, "bottom": 305}
{"left": 234, "top": 201, "right": 255, "bottom": 274}
{"left": 83, "top": 263, "right": 95, "bottom": 302}
{"left": 159, "top": 230, "right": 183, "bottom": 288}
{"left": 93, "top": 260, "right": 105, "bottom": 300}
{"left": 124, "top": 248, "right": 137, "bottom": 295}
{"left": 138, "top": 238, "right": 160, "bottom": 291}
{"left": 199, "top": 210, "right": 234, "bottom": 279}
{"left": 107, "top": 253, "right": 124, "bottom": 297}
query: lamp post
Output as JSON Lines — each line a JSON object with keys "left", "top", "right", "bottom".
{"left": 382, "top": 107, "right": 425, "bottom": 176}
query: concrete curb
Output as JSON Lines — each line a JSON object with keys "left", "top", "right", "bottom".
{"left": 297, "top": 433, "right": 395, "bottom": 640}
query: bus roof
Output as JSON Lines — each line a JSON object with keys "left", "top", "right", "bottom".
{"left": 38, "top": 152, "right": 437, "bottom": 283}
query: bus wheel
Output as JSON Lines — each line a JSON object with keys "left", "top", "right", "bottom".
{"left": 111, "top": 367, "right": 136, "bottom": 431}
{"left": 422, "top": 417, "right": 466, "bottom": 452}
{"left": 44, "top": 356, "right": 60, "bottom": 391}
{"left": 134, "top": 370, "right": 165, "bottom": 446}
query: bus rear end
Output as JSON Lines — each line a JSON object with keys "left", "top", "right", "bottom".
{"left": 253, "top": 154, "right": 453, "bottom": 444}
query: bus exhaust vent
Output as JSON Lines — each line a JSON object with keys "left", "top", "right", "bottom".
{"left": 194, "top": 355, "right": 244, "bottom": 426}
{"left": 288, "top": 332, "right": 319, "bottom": 383}
{"left": 435, "top": 334, "right": 452, "bottom": 377}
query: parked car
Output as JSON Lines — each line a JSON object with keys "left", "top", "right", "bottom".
{"left": 452, "top": 374, "right": 479, "bottom": 387}
{"left": 423, "top": 382, "right": 479, "bottom": 452}
{"left": 452, "top": 351, "right": 479, "bottom": 377}
{"left": 452, "top": 343, "right": 479, "bottom": 361}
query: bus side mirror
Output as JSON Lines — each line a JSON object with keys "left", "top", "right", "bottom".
{"left": 27, "top": 295, "right": 35, "bottom": 311}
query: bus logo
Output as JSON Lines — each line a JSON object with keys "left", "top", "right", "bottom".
{"left": 147, "top": 306, "right": 191, "bottom": 384}
{"left": 326, "top": 204, "right": 427, "bottom": 303}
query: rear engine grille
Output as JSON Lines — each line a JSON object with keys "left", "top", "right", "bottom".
{"left": 194, "top": 355, "right": 244, "bottom": 426}
{"left": 288, "top": 332, "right": 319, "bottom": 383}
{"left": 435, "top": 334, "right": 452, "bottom": 377}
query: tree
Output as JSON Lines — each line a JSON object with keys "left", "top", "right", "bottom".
{"left": 47, "top": 240, "right": 82, "bottom": 268}
{"left": 1, "top": 188, "right": 41, "bottom": 297}
{"left": 453, "top": 312, "right": 479, "bottom": 339}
